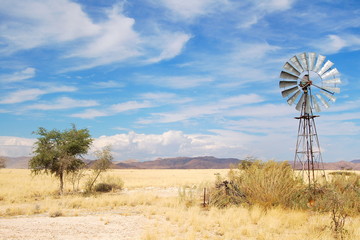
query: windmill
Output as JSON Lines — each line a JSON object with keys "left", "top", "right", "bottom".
{"left": 279, "top": 52, "right": 341, "bottom": 188}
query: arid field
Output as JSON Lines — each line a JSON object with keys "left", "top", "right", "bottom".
{"left": 1, "top": 168, "right": 360, "bottom": 240}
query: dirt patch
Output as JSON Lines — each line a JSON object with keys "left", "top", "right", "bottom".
{"left": 0, "top": 213, "right": 151, "bottom": 240}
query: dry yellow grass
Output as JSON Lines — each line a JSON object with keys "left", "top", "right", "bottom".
{"left": 1, "top": 168, "right": 360, "bottom": 239}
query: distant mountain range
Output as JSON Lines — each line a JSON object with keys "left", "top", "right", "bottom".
{"left": 351, "top": 159, "right": 360, "bottom": 164}
{"left": 113, "top": 156, "right": 241, "bottom": 169}
{"left": 2, "top": 156, "right": 360, "bottom": 170}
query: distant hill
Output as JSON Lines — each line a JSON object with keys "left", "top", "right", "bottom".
{"left": 351, "top": 159, "right": 360, "bottom": 164}
{"left": 1, "top": 156, "right": 30, "bottom": 169}
{"left": 293, "top": 160, "right": 360, "bottom": 171}
{"left": 114, "top": 156, "right": 241, "bottom": 169}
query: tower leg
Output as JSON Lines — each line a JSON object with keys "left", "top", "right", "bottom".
{"left": 293, "top": 111, "right": 325, "bottom": 190}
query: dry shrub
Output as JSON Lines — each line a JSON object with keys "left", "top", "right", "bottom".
{"left": 209, "top": 175, "right": 246, "bottom": 208}
{"left": 210, "top": 160, "right": 306, "bottom": 209}
{"left": 100, "top": 175, "right": 124, "bottom": 191}
{"left": 94, "top": 183, "right": 113, "bottom": 192}
{"left": 316, "top": 174, "right": 360, "bottom": 215}
{"left": 236, "top": 160, "right": 305, "bottom": 208}
{"left": 85, "top": 175, "right": 124, "bottom": 193}
{"left": 315, "top": 174, "right": 360, "bottom": 239}
{"left": 49, "top": 209, "right": 63, "bottom": 217}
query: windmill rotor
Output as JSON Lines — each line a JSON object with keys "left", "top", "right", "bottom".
{"left": 280, "top": 52, "right": 341, "bottom": 114}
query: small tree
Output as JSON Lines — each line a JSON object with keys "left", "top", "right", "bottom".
{"left": 86, "top": 146, "right": 113, "bottom": 192}
{"left": 66, "top": 167, "right": 87, "bottom": 192}
{"left": 29, "top": 125, "right": 93, "bottom": 194}
{"left": 0, "top": 157, "right": 6, "bottom": 169}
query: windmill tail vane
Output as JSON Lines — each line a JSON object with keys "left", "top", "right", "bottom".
{"left": 279, "top": 52, "right": 341, "bottom": 188}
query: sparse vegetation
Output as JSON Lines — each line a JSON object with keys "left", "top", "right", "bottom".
{"left": 1, "top": 168, "right": 360, "bottom": 239}
{"left": 207, "top": 160, "right": 360, "bottom": 239}
{"left": 85, "top": 146, "right": 113, "bottom": 192}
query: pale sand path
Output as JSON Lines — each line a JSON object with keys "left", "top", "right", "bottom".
{"left": 0, "top": 213, "right": 151, "bottom": 240}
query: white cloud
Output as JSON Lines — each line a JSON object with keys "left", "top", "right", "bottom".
{"left": 184, "top": 41, "right": 281, "bottom": 88}
{"left": 257, "top": 0, "right": 295, "bottom": 12}
{"left": 235, "top": 0, "right": 295, "bottom": 29}
{"left": 0, "top": 67, "right": 36, "bottom": 82}
{"left": 145, "top": 32, "right": 192, "bottom": 63}
{"left": 138, "top": 75, "right": 213, "bottom": 89}
{"left": 219, "top": 94, "right": 265, "bottom": 106}
{"left": 0, "top": 136, "right": 35, "bottom": 157}
{"left": 91, "top": 80, "right": 125, "bottom": 89}
{"left": 0, "top": 1, "right": 191, "bottom": 70}
{"left": 226, "top": 103, "right": 295, "bottom": 118}
{"left": 238, "top": 15, "right": 259, "bottom": 29}
{"left": 110, "top": 101, "right": 153, "bottom": 113}
{"left": 313, "top": 34, "right": 360, "bottom": 54}
{"left": 138, "top": 94, "right": 266, "bottom": 124}
{"left": 0, "top": 89, "right": 45, "bottom": 104}
{"left": 0, "top": 0, "right": 99, "bottom": 53}
{"left": 156, "top": 0, "right": 230, "bottom": 21}
{"left": 70, "top": 109, "right": 108, "bottom": 119}
{"left": 0, "top": 86, "right": 77, "bottom": 104}
{"left": 140, "top": 92, "right": 193, "bottom": 104}
{"left": 91, "top": 130, "right": 248, "bottom": 160}
{"left": 71, "top": 100, "right": 153, "bottom": 119}
{"left": 230, "top": 42, "right": 280, "bottom": 63}
{"left": 66, "top": 4, "right": 141, "bottom": 68}
{"left": 25, "top": 97, "right": 99, "bottom": 110}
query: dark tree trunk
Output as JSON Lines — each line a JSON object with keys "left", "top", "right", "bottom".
{"left": 59, "top": 172, "right": 64, "bottom": 195}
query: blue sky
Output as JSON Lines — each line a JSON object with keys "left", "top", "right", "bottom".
{"left": 0, "top": 0, "right": 359, "bottom": 162}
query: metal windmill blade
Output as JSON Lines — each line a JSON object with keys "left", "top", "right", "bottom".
{"left": 316, "top": 93, "right": 330, "bottom": 109}
{"left": 283, "top": 62, "right": 301, "bottom": 76}
{"left": 298, "top": 52, "right": 308, "bottom": 71}
{"left": 313, "top": 54, "right": 326, "bottom": 72}
{"left": 295, "top": 93, "right": 305, "bottom": 111}
{"left": 323, "top": 78, "right": 342, "bottom": 84}
{"left": 322, "top": 86, "right": 340, "bottom": 94}
{"left": 279, "top": 80, "right": 297, "bottom": 88}
{"left": 287, "top": 90, "right": 301, "bottom": 105}
{"left": 311, "top": 95, "right": 321, "bottom": 112}
{"left": 321, "top": 68, "right": 339, "bottom": 79}
{"left": 308, "top": 52, "right": 316, "bottom": 71}
{"left": 281, "top": 86, "right": 299, "bottom": 98}
{"left": 318, "top": 60, "right": 334, "bottom": 76}
{"left": 280, "top": 71, "right": 299, "bottom": 80}
{"left": 289, "top": 56, "right": 303, "bottom": 72}
{"left": 321, "top": 90, "right": 336, "bottom": 102}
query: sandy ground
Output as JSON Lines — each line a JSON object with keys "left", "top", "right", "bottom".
{"left": 0, "top": 213, "right": 151, "bottom": 240}
{"left": 0, "top": 187, "right": 181, "bottom": 240}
